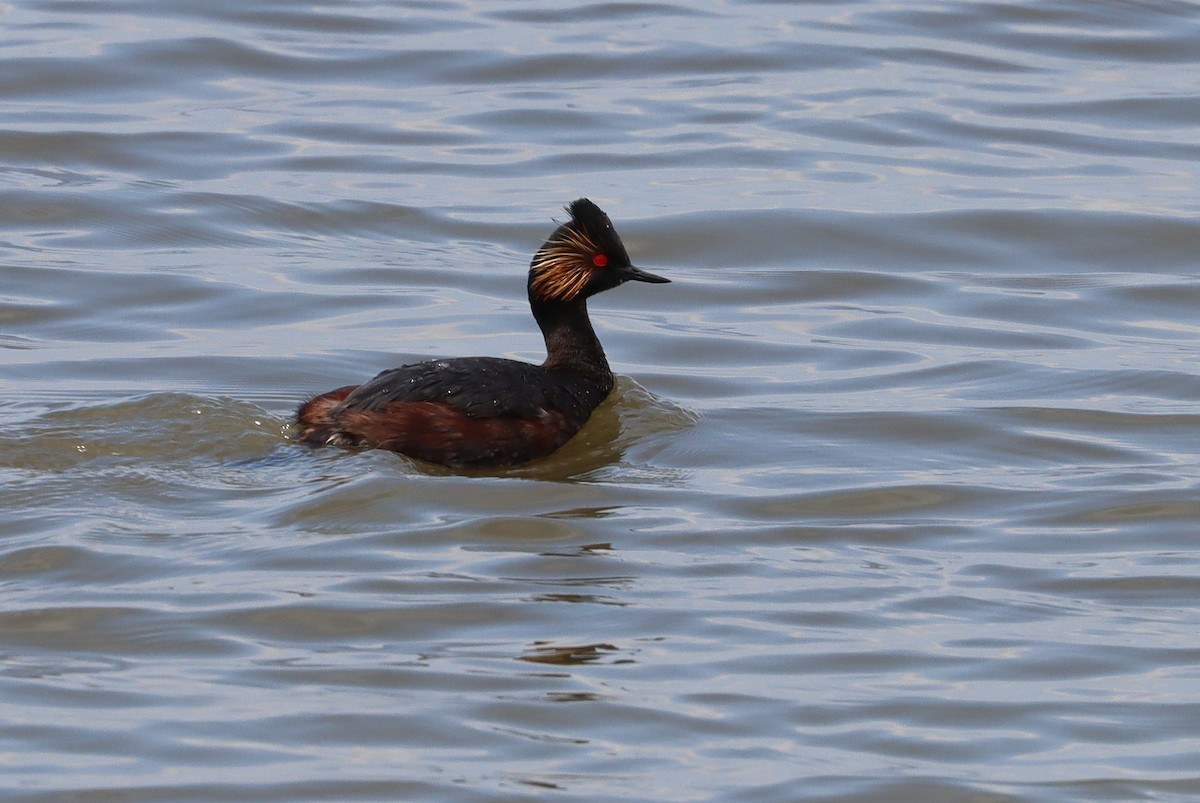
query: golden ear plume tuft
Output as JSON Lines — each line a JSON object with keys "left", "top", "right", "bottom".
{"left": 529, "top": 223, "right": 603, "bottom": 303}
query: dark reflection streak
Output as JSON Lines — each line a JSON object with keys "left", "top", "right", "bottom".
{"left": 529, "top": 593, "right": 629, "bottom": 606}
{"left": 518, "top": 643, "right": 628, "bottom": 665}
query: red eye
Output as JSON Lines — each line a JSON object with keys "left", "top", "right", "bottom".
{"left": 592, "top": 254, "right": 608, "bottom": 267}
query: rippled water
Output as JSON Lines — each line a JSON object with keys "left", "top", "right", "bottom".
{"left": 3, "top": 0, "right": 1199, "bottom": 800}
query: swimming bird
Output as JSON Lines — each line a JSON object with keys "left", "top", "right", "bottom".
{"left": 295, "top": 198, "right": 669, "bottom": 467}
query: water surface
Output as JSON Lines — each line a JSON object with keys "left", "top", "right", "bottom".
{"left": 2, "top": 1, "right": 1199, "bottom": 800}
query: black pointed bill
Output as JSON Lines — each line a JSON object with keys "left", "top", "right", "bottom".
{"left": 620, "top": 264, "right": 670, "bottom": 284}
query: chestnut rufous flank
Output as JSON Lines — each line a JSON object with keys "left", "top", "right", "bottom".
{"left": 295, "top": 198, "right": 670, "bottom": 467}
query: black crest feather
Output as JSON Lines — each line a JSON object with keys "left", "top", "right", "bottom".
{"left": 565, "top": 198, "right": 631, "bottom": 266}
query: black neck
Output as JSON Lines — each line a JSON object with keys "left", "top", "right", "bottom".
{"left": 531, "top": 298, "right": 612, "bottom": 384}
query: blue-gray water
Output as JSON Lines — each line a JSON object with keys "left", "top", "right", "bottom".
{"left": 2, "top": 1, "right": 1199, "bottom": 800}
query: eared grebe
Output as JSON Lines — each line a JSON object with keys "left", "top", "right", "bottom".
{"left": 295, "top": 198, "right": 669, "bottom": 467}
